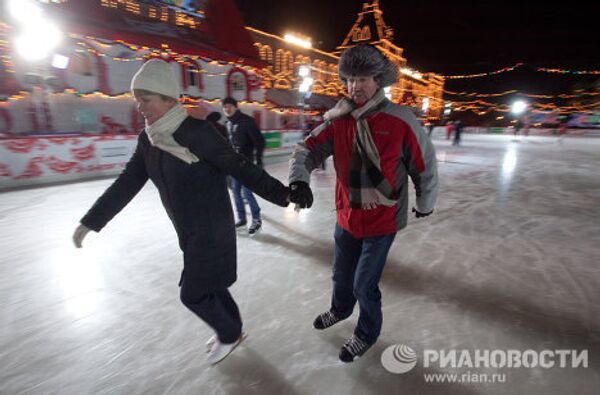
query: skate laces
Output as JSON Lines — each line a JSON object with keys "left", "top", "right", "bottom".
{"left": 343, "top": 335, "right": 369, "bottom": 357}
{"left": 320, "top": 311, "right": 341, "bottom": 327}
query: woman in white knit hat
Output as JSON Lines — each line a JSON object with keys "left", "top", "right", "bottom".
{"left": 72, "top": 59, "right": 291, "bottom": 364}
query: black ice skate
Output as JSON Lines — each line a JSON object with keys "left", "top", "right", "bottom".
{"left": 339, "top": 334, "right": 372, "bottom": 363}
{"left": 313, "top": 311, "right": 344, "bottom": 330}
{"left": 248, "top": 219, "right": 261, "bottom": 236}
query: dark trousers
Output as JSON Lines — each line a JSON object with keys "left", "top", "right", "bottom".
{"left": 330, "top": 223, "right": 396, "bottom": 345}
{"left": 180, "top": 277, "right": 242, "bottom": 344}
{"left": 453, "top": 130, "right": 462, "bottom": 145}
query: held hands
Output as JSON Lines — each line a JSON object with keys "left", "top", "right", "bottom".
{"left": 73, "top": 224, "right": 91, "bottom": 248}
{"left": 412, "top": 207, "right": 433, "bottom": 218}
{"left": 289, "top": 181, "right": 313, "bottom": 209}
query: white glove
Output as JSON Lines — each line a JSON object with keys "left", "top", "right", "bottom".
{"left": 73, "top": 224, "right": 91, "bottom": 248}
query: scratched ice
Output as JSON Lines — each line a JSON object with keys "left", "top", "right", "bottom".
{"left": 1, "top": 135, "right": 599, "bottom": 394}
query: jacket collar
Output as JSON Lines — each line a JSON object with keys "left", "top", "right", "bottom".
{"left": 227, "top": 109, "right": 242, "bottom": 122}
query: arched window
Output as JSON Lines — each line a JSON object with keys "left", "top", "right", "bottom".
{"left": 180, "top": 58, "right": 203, "bottom": 91}
{"left": 329, "top": 63, "right": 338, "bottom": 83}
{"left": 231, "top": 73, "right": 245, "bottom": 91}
{"left": 260, "top": 45, "right": 273, "bottom": 64}
{"left": 275, "top": 49, "right": 285, "bottom": 73}
{"left": 286, "top": 51, "right": 294, "bottom": 73}
{"left": 187, "top": 62, "right": 200, "bottom": 88}
{"left": 312, "top": 60, "right": 321, "bottom": 81}
{"left": 361, "top": 26, "right": 371, "bottom": 40}
{"left": 265, "top": 46, "right": 273, "bottom": 63}
{"left": 227, "top": 68, "right": 249, "bottom": 102}
{"left": 353, "top": 26, "right": 371, "bottom": 41}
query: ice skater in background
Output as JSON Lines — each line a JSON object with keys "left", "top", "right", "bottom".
{"left": 222, "top": 97, "right": 266, "bottom": 235}
{"left": 445, "top": 120, "right": 454, "bottom": 140}
{"left": 452, "top": 119, "right": 463, "bottom": 146}
{"left": 288, "top": 45, "right": 439, "bottom": 363}
{"left": 72, "top": 59, "right": 290, "bottom": 365}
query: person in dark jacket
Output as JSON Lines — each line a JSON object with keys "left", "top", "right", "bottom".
{"left": 453, "top": 119, "right": 463, "bottom": 146}
{"left": 72, "top": 60, "right": 290, "bottom": 365}
{"left": 222, "top": 97, "right": 266, "bottom": 235}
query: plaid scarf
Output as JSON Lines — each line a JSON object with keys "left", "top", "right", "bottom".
{"left": 324, "top": 89, "right": 398, "bottom": 208}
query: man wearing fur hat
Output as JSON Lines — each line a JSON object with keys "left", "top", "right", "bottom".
{"left": 72, "top": 59, "right": 291, "bottom": 365}
{"left": 289, "top": 44, "right": 438, "bottom": 362}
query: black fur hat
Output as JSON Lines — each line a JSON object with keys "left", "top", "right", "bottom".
{"left": 338, "top": 44, "right": 398, "bottom": 88}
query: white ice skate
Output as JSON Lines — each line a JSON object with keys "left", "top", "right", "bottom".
{"left": 207, "top": 332, "right": 247, "bottom": 365}
{"left": 206, "top": 334, "right": 216, "bottom": 353}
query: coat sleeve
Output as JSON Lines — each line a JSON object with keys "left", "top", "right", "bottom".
{"left": 289, "top": 121, "right": 334, "bottom": 184}
{"left": 247, "top": 117, "right": 265, "bottom": 164}
{"left": 398, "top": 108, "right": 438, "bottom": 213}
{"left": 191, "top": 122, "right": 289, "bottom": 207}
{"left": 80, "top": 135, "right": 149, "bottom": 232}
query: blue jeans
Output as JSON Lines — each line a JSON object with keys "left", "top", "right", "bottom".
{"left": 230, "top": 177, "right": 260, "bottom": 222}
{"left": 330, "top": 223, "right": 396, "bottom": 345}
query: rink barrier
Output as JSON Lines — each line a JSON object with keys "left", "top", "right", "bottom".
{"left": 429, "top": 126, "right": 600, "bottom": 139}
{"left": 0, "top": 130, "right": 305, "bottom": 190}
{"left": 3, "top": 127, "right": 598, "bottom": 190}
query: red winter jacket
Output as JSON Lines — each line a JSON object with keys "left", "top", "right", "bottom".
{"left": 289, "top": 101, "right": 438, "bottom": 238}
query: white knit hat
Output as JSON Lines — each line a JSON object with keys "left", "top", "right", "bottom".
{"left": 131, "top": 59, "right": 181, "bottom": 99}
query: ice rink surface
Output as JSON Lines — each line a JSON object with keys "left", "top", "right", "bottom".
{"left": 1, "top": 134, "right": 599, "bottom": 394}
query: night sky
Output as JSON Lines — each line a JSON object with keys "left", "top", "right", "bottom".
{"left": 235, "top": 0, "right": 599, "bottom": 100}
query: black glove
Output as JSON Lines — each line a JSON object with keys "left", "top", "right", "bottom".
{"left": 290, "top": 181, "right": 313, "bottom": 209}
{"left": 412, "top": 207, "right": 433, "bottom": 218}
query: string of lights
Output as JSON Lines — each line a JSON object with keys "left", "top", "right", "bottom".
{"left": 1, "top": 89, "right": 319, "bottom": 117}
{"left": 441, "top": 63, "right": 600, "bottom": 79}
{"left": 75, "top": 36, "right": 261, "bottom": 75}
{"left": 451, "top": 99, "right": 598, "bottom": 115}
{"left": 537, "top": 67, "right": 600, "bottom": 75}
{"left": 444, "top": 89, "right": 600, "bottom": 99}
{"left": 443, "top": 63, "right": 524, "bottom": 79}
{"left": 444, "top": 89, "right": 518, "bottom": 97}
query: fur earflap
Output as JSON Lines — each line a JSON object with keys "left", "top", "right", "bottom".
{"left": 338, "top": 44, "right": 398, "bottom": 88}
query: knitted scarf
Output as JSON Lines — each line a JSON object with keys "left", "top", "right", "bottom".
{"left": 323, "top": 89, "right": 399, "bottom": 208}
{"left": 145, "top": 104, "right": 199, "bottom": 164}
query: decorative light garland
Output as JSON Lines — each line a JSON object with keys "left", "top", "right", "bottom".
{"left": 1, "top": 89, "right": 320, "bottom": 117}
{"left": 444, "top": 89, "right": 600, "bottom": 99}
{"left": 443, "top": 63, "right": 524, "bottom": 79}
{"left": 444, "top": 89, "right": 518, "bottom": 97}
{"left": 537, "top": 67, "right": 600, "bottom": 75}
{"left": 75, "top": 35, "right": 261, "bottom": 74}
{"left": 442, "top": 63, "right": 600, "bottom": 79}
{"left": 452, "top": 100, "right": 598, "bottom": 115}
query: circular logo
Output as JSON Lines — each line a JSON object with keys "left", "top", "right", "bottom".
{"left": 381, "top": 344, "right": 418, "bottom": 374}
